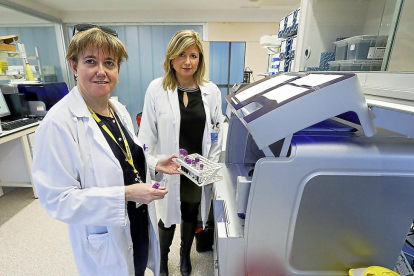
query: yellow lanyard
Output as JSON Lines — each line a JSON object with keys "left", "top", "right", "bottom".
{"left": 87, "top": 104, "right": 142, "bottom": 183}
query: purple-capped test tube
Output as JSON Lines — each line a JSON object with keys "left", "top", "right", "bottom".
{"left": 198, "top": 164, "right": 204, "bottom": 183}
{"left": 184, "top": 158, "right": 192, "bottom": 174}
{"left": 179, "top": 149, "right": 184, "bottom": 159}
{"left": 152, "top": 182, "right": 160, "bottom": 189}
{"left": 191, "top": 160, "right": 197, "bottom": 178}
{"left": 184, "top": 157, "right": 191, "bottom": 171}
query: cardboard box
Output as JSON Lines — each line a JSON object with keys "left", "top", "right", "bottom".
{"left": 0, "top": 35, "right": 18, "bottom": 52}
{"left": 0, "top": 43, "right": 16, "bottom": 51}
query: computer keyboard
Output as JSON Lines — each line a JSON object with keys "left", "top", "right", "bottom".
{"left": 1, "top": 118, "right": 40, "bottom": 131}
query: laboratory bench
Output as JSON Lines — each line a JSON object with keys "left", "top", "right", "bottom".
{"left": 0, "top": 123, "right": 39, "bottom": 198}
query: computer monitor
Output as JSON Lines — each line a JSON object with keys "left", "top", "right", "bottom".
{"left": 0, "top": 89, "right": 11, "bottom": 118}
{"left": 17, "top": 82, "right": 69, "bottom": 111}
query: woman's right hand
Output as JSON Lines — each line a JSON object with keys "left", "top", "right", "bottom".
{"left": 125, "top": 184, "right": 168, "bottom": 204}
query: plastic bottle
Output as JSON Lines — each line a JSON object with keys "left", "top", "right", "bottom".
{"left": 25, "top": 62, "right": 34, "bottom": 81}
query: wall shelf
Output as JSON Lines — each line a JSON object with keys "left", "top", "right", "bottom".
{"left": 0, "top": 43, "right": 43, "bottom": 82}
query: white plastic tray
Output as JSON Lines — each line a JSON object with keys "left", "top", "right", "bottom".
{"left": 174, "top": 153, "right": 222, "bottom": 187}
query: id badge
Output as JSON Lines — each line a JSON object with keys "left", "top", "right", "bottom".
{"left": 211, "top": 132, "right": 218, "bottom": 142}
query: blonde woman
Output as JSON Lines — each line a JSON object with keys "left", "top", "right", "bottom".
{"left": 139, "top": 30, "right": 223, "bottom": 276}
{"left": 32, "top": 25, "right": 180, "bottom": 276}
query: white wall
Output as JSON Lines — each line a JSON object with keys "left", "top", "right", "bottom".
{"left": 207, "top": 22, "right": 279, "bottom": 80}
{"left": 0, "top": 11, "right": 50, "bottom": 24}
{"left": 0, "top": 0, "right": 61, "bottom": 22}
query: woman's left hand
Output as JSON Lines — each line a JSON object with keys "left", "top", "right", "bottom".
{"left": 155, "top": 154, "right": 181, "bottom": 175}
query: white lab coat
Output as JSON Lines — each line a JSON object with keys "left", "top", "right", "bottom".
{"left": 32, "top": 86, "right": 162, "bottom": 276}
{"left": 138, "top": 77, "right": 223, "bottom": 228}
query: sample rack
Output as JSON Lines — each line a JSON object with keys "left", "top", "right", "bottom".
{"left": 175, "top": 153, "right": 222, "bottom": 187}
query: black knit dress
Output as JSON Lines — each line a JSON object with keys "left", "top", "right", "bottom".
{"left": 177, "top": 86, "right": 206, "bottom": 203}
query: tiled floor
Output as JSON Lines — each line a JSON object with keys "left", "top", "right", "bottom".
{"left": 0, "top": 188, "right": 213, "bottom": 276}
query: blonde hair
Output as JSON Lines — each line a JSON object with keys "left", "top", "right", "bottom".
{"left": 66, "top": 27, "right": 128, "bottom": 67}
{"left": 162, "top": 30, "right": 206, "bottom": 91}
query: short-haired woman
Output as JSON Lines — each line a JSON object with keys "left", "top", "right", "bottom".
{"left": 32, "top": 25, "right": 180, "bottom": 276}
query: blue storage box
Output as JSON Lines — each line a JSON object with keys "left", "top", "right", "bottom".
{"left": 283, "top": 59, "right": 290, "bottom": 72}
{"left": 285, "top": 12, "right": 295, "bottom": 36}
{"left": 319, "top": 52, "right": 335, "bottom": 70}
{"left": 272, "top": 56, "right": 280, "bottom": 62}
{"left": 280, "top": 39, "right": 291, "bottom": 60}
{"left": 278, "top": 17, "right": 287, "bottom": 38}
{"left": 289, "top": 36, "right": 297, "bottom": 59}
{"left": 305, "top": 67, "right": 323, "bottom": 71}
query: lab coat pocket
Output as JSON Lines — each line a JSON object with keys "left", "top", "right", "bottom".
{"left": 86, "top": 232, "right": 124, "bottom": 268}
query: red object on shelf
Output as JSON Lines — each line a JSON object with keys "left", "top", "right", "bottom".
{"left": 136, "top": 112, "right": 142, "bottom": 126}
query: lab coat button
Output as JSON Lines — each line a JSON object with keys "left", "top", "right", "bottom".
{"left": 135, "top": 178, "right": 138, "bottom": 181}
{"left": 112, "top": 120, "right": 115, "bottom": 123}
{"left": 128, "top": 246, "right": 132, "bottom": 251}
{"left": 118, "top": 137, "right": 122, "bottom": 141}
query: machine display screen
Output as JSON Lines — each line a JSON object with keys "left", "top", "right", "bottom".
{"left": 0, "top": 90, "right": 11, "bottom": 118}
{"left": 18, "top": 82, "right": 69, "bottom": 111}
{"left": 235, "top": 75, "right": 297, "bottom": 102}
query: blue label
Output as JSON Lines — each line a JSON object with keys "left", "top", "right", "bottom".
{"left": 211, "top": 132, "right": 218, "bottom": 142}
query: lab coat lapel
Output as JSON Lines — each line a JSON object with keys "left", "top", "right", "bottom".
{"left": 67, "top": 87, "right": 121, "bottom": 170}
{"left": 167, "top": 87, "right": 181, "bottom": 144}
{"left": 199, "top": 85, "right": 212, "bottom": 157}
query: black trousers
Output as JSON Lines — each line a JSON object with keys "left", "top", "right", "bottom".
{"left": 127, "top": 202, "right": 149, "bottom": 276}
{"left": 158, "top": 201, "right": 201, "bottom": 230}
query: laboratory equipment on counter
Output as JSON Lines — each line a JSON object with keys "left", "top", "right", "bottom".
{"left": 213, "top": 72, "right": 414, "bottom": 276}
{"left": 0, "top": 82, "right": 69, "bottom": 117}
{"left": 0, "top": 88, "right": 11, "bottom": 133}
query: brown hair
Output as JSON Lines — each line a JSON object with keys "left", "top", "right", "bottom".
{"left": 66, "top": 27, "right": 128, "bottom": 67}
{"left": 162, "top": 30, "right": 206, "bottom": 91}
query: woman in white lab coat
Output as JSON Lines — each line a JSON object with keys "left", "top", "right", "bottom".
{"left": 32, "top": 26, "right": 180, "bottom": 276}
{"left": 138, "top": 30, "right": 223, "bottom": 276}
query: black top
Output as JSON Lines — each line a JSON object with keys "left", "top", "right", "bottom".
{"left": 95, "top": 111, "right": 149, "bottom": 274}
{"left": 178, "top": 86, "right": 206, "bottom": 203}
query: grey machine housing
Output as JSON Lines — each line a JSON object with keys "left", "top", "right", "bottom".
{"left": 213, "top": 72, "right": 414, "bottom": 276}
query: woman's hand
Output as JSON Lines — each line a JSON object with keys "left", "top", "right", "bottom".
{"left": 125, "top": 184, "right": 168, "bottom": 204}
{"left": 155, "top": 154, "right": 181, "bottom": 175}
